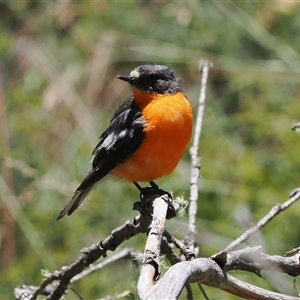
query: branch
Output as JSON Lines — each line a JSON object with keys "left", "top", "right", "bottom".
{"left": 185, "top": 60, "right": 212, "bottom": 255}
{"left": 16, "top": 245, "right": 300, "bottom": 300}
{"left": 15, "top": 215, "right": 148, "bottom": 300}
{"left": 224, "top": 188, "right": 300, "bottom": 252}
{"left": 71, "top": 247, "right": 139, "bottom": 284}
{"left": 141, "top": 252, "right": 300, "bottom": 300}
{"left": 137, "top": 194, "right": 170, "bottom": 299}
{"left": 213, "top": 246, "right": 300, "bottom": 277}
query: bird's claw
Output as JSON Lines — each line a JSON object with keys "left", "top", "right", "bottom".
{"left": 133, "top": 184, "right": 177, "bottom": 220}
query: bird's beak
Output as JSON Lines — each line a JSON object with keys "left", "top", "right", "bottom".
{"left": 118, "top": 75, "right": 135, "bottom": 83}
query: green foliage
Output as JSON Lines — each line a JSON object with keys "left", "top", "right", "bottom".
{"left": 1, "top": 1, "right": 300, "bottom": 299}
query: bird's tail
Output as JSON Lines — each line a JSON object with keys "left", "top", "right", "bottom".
{"left": 56, "top": 184, "right": 96, "bottom": 220}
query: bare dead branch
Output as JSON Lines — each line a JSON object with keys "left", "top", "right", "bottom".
{"left": 185, "top": 60, "right": 212, "bottom": 255}
{"left": 71, "top": 247, "right": 139, "bottom": 283}
{"left": 44, "top": 215, "right": 148, "bottom": 300}
{"left": 186, "top": 283, "right": 194, "bottom": 300}
{"left": 216, "top": 272, "right": 298, "bottom": 300}
{"left": 164, "top": 230, "right": 195, "bottom": 261}
{"left": 212, "top": 246, "right": 300, "bottom": 277}
{"left": 16, "top": 245, "right": 300, "bottom": 300}
{"left": 143, "top": 257, "right": 299, "bottom": 300}
{"left": 137, "top": 195, "right": 170, "bottom": 299}
{"left": 15, "top": 214, "right": 147, "bottom": 300}
{"left": 14, "top": 285, "right": 56, "bottom": 300}
{"left": 162, "top": 231, "right": 202, "bottom": 299}
{"left": 224, "top": 188, "right": 300, "bottom": 252}
{"left": 160, "top": 235, "right": 181, "bottom": 265}
{"left": 286, "top": 247, "right": 300, "bottom": 257}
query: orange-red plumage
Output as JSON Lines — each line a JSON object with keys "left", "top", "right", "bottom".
{"left": 113, "top": 90, "right": 193, "bottom": 181}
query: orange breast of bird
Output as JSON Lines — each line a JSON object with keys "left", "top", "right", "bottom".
{"left": 112, "top": 89, "right": 193, "bottom": 182}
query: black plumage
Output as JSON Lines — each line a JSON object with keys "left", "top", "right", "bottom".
{"left": 57, "top": 97, "right": 146, "bottom": 219}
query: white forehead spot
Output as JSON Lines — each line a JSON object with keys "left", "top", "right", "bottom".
{"left": 130, "top": 69, "right": 140, "bottom": 79}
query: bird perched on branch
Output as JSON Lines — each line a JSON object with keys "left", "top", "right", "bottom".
{"left": 57, "top": 64, "right": 193, "bottom": 220}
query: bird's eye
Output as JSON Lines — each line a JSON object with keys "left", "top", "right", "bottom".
{"left": 148, "top": 74, "right": 159, "bottom": 82}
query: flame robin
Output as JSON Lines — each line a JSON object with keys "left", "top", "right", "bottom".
{"left": 57, "top": 64, "right": 193, "bottom": 219}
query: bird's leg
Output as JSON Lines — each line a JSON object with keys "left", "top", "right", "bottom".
{"left": 133, "top": 181, "right": 169, "bottom": 197}
{"left": 149, "top": 181, "right": 159, "bottom": 189}
{"left": 132, "top": 181, "right": 176, "bottom": 220}
{"left": 148, "top": 181, "right": 173, "bottom": 202}
{"left": 133, "top": 181, "right": 143, "bottom": 192}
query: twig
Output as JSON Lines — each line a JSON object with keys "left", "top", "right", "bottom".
{"left": 71, "top": 248, "right": 139, "bottom": 283}
{"left": 213, "top": 246, "right": 300, "bottom": 277}
{"left": 285, "top": 247, "right": 300, "bottom": 256}
{"left": 164, "top": 230, "right": 194, "bottom": 261}
{"left": 197, "top": 283, "right": 210, "bottom": 300}
{"left": 185, "top": 60, "right": 212, "bottom": 255}
{"left": 14, "top": 284, "right": 58, "bottom": 300}
{"left": 224, "top": 188, "right": 300, "bottom": 252}
{"left": 186, "top": 283, "right": 193, "bottom": 300}
{"left": 160, "top": 236, "right": 181, "bottom": 265}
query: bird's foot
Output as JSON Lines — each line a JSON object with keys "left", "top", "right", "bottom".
{"left": 133, "top": 181, "right": 178, "bottom": 220}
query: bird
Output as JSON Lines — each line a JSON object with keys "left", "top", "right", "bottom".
{"left": 57, "top": 64, "right": 193, "bottom": 220}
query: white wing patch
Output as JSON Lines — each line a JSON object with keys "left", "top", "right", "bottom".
{"left": 94, "top": 129, "right": 129, "bottom": 155}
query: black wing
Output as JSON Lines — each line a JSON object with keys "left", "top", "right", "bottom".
{"left": 57, "top": 97, "right": 145, "bottom": 219}
{"left": 78, "top": 96, "right": 146, "bottom": 190}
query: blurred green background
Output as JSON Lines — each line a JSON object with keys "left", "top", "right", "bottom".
{"left": 1, "top": 1, "right": 300, "bottom": 299}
